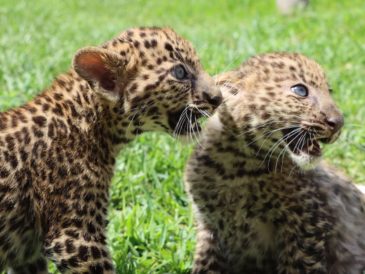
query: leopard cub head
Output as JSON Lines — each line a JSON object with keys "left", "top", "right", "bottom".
{"left": 216, "top": 52, "right": 343, "bottom": 168}
{"left": 73, "top": 27, "right": 222, "bottom": 138}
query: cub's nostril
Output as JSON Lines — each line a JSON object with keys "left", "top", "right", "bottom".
{"left": 202, "top": 91, "right": 223, "bottom": 107}
{"left": 210, "top": 95, "right": 223, "bottom": 107}
{"left": 202, "top": 91, "right": 210, "bottom": 101}
{"left": 326, "top": 115, "right": 344, "bottom": 132}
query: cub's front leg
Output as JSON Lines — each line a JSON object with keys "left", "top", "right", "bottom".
{"left": 45, "top": 225, "right": 115, "bottom": 274}
{"left": 43, "top": 197, "right": 115, "bottom": 274}
{"left": 192, "top": 224, "right": 228, "bottom": 274}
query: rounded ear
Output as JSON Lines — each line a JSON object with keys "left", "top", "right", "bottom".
{"left": 73, "top": 45, "right": 135, "bottom": 100}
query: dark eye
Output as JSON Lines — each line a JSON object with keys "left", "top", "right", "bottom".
{"left": 172, "top": 64, "right": 188, "bottom": 80}
{"left": 291, "top": 84, "right": 308, "bottom": 97}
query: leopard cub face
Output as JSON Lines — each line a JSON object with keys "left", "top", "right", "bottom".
{"left": 216, "top": 52, "right": 343, "bottom": 168}
{"left": 73, "top": 27, "right": 222, "bottom": 138}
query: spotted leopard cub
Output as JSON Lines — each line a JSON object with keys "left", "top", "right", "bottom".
{"left": 185, "top": 53, "right": 365, "bottom": 274}
{"left": 0, "top": 27, "right": 222, "bottom": 274}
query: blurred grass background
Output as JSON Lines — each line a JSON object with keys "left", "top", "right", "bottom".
{"left": 0, "top": 0, "right": 364, "bottom": 273}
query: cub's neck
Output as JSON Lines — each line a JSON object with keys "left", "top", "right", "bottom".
{"left": 1, "top": 70, "right": 139, "bottom": 164}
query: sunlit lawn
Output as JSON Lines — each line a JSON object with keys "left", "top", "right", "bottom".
{"left": 0, "top": 0, "right": 364, "bottom": 273}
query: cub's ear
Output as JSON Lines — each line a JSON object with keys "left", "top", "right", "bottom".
{"left": 73, "top": 45, "right": 136, "bottom": 101}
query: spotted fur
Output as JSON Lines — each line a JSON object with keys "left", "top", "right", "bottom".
{"left": 185, "top": 53, "right": 365, "bottom": 274}
{"left": 0, "top": 27, "right": 222, "bottom": 273}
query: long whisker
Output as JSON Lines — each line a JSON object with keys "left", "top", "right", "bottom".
{"left": 246, "top": 124, "right": 301, "bottom": 152}
{"left": 190, "top": 109, "right": 201, "bottom": 145}
{"left": 173, "top": 107, "right": 189, "bottom": 137}
{"left": 275, "top": 129, "right": 303, "bottom": 173}
{"left": 289, "top": 130, "right": 307, "bottom": 158}
{"left": 186, "top": 110, "right": 193, "bottom": 143}
{"left": 259, "top": 127, "right": 301, "bottom": 170}
{"left": 266, "top": 128, "right": 302, "bottom": 169}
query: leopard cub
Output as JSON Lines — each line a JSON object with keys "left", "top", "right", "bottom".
{"left": 0, "top": 27, "right": 221, "bottom": 273}
{"left": 185, "top": 53, "right": 365, "bottom": 274}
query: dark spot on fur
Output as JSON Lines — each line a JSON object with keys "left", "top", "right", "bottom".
{"left": 150, "top": 39, "right": 157, "bottom": 48}
{"left": 33, "top": 116, "right": 47, "bottom": 127}
{"left": 144, "top": 40, "right": 151, "bottom": 48}
{"left": 165, "top": 43, "right": 173, "bottom": 51}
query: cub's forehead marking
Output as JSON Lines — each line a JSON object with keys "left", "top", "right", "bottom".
{"left": 234, "top": 53, "right": 329, "bottom": 92}
{"left": 115, "top": 27, "right": 200, "bottom": 69}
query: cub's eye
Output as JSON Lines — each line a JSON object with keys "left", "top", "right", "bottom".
{"left": 291, "top": 84, "right": 308, "bottom": 97}
{"left": 172, "top": 64, "right": 188, "bottom": 80}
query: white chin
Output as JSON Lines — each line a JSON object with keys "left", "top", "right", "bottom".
{"left": 289, "top": 150, "right": 321, "bottom": 170}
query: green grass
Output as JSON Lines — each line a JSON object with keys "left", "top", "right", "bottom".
{"left": 0, "top": 0, "right": 364, "bottom": 273}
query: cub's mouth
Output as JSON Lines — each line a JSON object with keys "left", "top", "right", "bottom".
{"left": 168, "top": 107, "right": 202, "bottom": 136}
{"left": 282, "top": 128, "right": 332, "bottom": 157}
